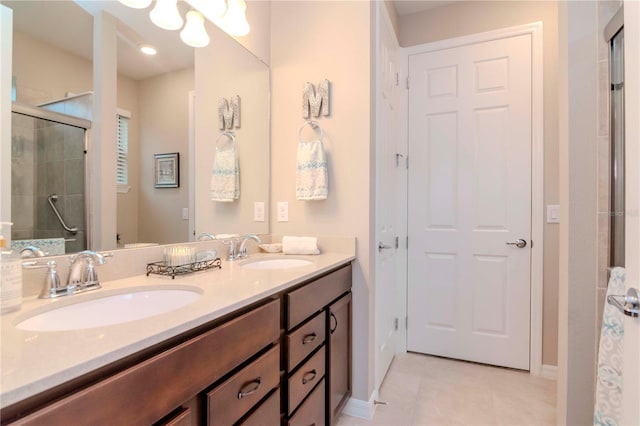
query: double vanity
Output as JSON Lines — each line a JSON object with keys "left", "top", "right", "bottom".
{"left": 0, "top": 243, "right": 355, "bottom": 426}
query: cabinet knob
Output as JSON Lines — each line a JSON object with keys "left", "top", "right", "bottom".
{"left": 302, "top": 333, "right": 317, "bottom": 344}
{"left": 302, "top": 369, "right": 317, "bottom": 385}
{"left": 237, "top": 377, "right": 261, "bottom": 400}
{"left": 330, "top": 313, "right": 338, "bottom": 334}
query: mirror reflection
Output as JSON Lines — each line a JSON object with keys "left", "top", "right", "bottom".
{"left": 3, "top": 0, "right": 270, "bottom": 255}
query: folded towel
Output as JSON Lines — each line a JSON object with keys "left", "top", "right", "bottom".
{"left": 210, "top": 146, "right": 239, "bottom": 202}
{"left": 296, "top": 139, "right": 328, "bottom": 200}
{"left": 282, "top": 236, "right": 320, "bottom": 255}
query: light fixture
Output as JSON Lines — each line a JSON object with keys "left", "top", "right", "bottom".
{"left": 117, "top": 0, "right": 153, "bottom": 9}
{"left": 221, "top": 0, "right": 250, "bottom": 36}
{"left": 184, "top": 0, "right": 227, "bottom": 20}
{"left": 180, "top": 11, "right": 210, "bottom": 47}
{"left": 149, "top": 0, "right": 184, "bottom": 31}
{"left": 139, "top": 45, "right": 158, "bottom": 55}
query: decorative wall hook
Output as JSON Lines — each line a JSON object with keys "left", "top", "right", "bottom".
{"left": 302, "top": 79, "right": 330, "bottom": 119}
{"left": 218, "top": 95, "right": 241, "bottom": 130}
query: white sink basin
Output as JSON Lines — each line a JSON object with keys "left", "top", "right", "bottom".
{"left": 240, "top": 258, "right": 313, "bottom": 270}
{"left": 16, "top": 287, "right": 202, "bottom": 332}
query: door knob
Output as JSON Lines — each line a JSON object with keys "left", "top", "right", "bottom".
{"left": 378, "top": 242, "right": 393, "bottom": 252}
{"left": 505, "top": 239, "right": 527, "bottom": 248}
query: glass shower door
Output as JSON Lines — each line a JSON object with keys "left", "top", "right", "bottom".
{"left": 11, "top": 111, "right": 87, "bottom": 253}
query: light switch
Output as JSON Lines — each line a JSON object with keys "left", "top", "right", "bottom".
{"left": 182, "top": 207, "right": 189, "bottom": 220}
{"left": 254, "top": 202, "right": 265, "bottom": 222}
{"left": 547, "top": 205, "right": 560, "bottom": 223}
{"left": 277, "top": 202, "right": 289, "bottom": 222}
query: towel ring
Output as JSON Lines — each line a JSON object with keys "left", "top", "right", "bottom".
{"left": 215, "top": 131, "right": 236, "bottom": 151}
{"left": 298, "top": 120, "right": 324, "bottom": 142}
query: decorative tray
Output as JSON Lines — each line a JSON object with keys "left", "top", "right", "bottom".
{"left": 146, "top": 258, "right": 222, "bottom": 279}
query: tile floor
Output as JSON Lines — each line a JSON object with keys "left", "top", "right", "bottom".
{"left": 337, "top": 352, "right": 556, "bottom": 426}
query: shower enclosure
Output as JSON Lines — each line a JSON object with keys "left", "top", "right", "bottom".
{"left": 11, "top": 104, "right": 90, "bottom": 253}
{"left": 607, "top": 18, "right": 625, "bottom": 267}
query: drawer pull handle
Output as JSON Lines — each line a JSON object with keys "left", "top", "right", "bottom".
{"left": 237, "top": 377, "right": 261, "bottom": 400}
{"left": 302, "top": 333, "right": 317, "bottom": 344}
{"left": 302, "top": 369, "right": 317, "bottom": 385}
{"left": 330, "top": 313, "right": 338, "bottom": 334}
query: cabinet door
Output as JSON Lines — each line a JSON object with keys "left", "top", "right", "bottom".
{"left": 328, "top": 293, "right": 351, "bottom": 424}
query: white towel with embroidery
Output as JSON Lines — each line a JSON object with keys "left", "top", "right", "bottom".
{"left": 210, "top": 147, "right": 239, "bottom": 202}
{"left": 282, "top": 236, "right": 320, "bottom": 255}
{"left": 296, "top": 139, "right": 328, "bottom": 200}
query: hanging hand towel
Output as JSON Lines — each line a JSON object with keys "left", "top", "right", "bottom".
{"left": 296, "top": 139, "right": 328, "bottom": 200}
{"left": 210, "top": 146, "right": 239, "bottom": 202}
{"left": 282, "top": 236, "right": 320, "bottom": 255}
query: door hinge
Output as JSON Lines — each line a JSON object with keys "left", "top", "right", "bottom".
{"left": 394, "top": 318, "right": 399, "bottom": 331}
{"left": 395, "top": 72, "right": 400, "bottom": 86}
{"left": 406, "top": 236, "right": 409, "bottom": 249}
{"left": 405, "top": 156, "right": 409, "bottom": 169}
{"left": 394, "top": 236, "right": 399, "bottom": 249}
{"left": 405, "top": 316, "right": 408, "bottom": 330}
{"left": 406, "top": 77, "right": 409, "bottom": 90}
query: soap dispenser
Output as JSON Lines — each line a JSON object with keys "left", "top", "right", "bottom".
{"left": 1, "top": 222, "right": 22, "bottom": 313}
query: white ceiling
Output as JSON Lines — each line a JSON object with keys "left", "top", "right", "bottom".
{"left": 2, "top": 0, "right": 194, "bottom": 81}
{"left": 393, "top": 1, "right": 461, "bottom": 17}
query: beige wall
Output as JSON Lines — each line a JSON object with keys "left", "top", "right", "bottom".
{"left": 137, "top": 68, "right": 193, "bottom": 245}
{"left": 12, "top": 31, "right": 93, "bottom": 105}
{"left": 116, "top": 75, "right": 140, "bottom": 246}
{"left": 194, "top": 23, "right": 270, "bottom": 237}
{"left": 557, "top": 2, "right": 600, "bottom": 423}
{"left": 399, "top": 0, "right": 560, "bottom": 367}
{"left": 270, "top": 0, "right": 375, "bottom": 401}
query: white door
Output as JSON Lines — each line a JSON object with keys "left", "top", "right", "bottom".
{"left": 374, "top": 7, "right": 403, "bottom": 388}
{"left": 407, "top": 34, "right": 532, "bottom": 370}
{"left": 622, "top": 1, "right": 639, "bottom": 423}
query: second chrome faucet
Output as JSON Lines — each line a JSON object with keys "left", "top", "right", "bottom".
{"left": 225, "top": 234, "right": 261, "bottom": 261}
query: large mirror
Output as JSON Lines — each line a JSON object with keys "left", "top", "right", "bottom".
{"left": 2, "top": 0, "right": 269, "bottom": 254}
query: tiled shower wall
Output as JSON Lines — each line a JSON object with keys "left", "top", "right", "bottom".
{"left": 11, "top": 112, "right": 87, "bottom": 253}
{"left": 595, "top": 0, "right": 622, "bottom": 333}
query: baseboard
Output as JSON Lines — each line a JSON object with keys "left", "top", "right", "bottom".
{"left": 341, "top": 389, "right": 379, "bottom": 420}
{"left": 541, "top": 364, "right": 557, "bottom": 380}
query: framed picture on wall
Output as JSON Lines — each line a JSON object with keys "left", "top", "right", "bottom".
{"left": 154, "top": 153, "right": 179, "bottom": 188}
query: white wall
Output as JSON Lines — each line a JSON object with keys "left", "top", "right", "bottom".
{"left": 397, "top": 0, "right": 560, "bottom": 367}
{"left": 270, "top": 0, "right": 375, "bottom": 402}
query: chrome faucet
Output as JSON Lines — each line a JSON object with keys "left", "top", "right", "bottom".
{"left": 197, "top": 233, "right": 216, "bottom": 241}
{"left": 66, "top": 250, "right": 111, "bottom": 292}
{"left": 20, "top": 246, "right": 47, "bottom": 258}
{"left": 225, "top": 234, "right": 261, "bottom": 261}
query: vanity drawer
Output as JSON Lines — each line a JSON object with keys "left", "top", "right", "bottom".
{"left": 12, "top": 299, "right": 280, "bottom": 426}
{"left": 157, "top": 406, "right": 193, "bottom": 426}
{"left": 286, "top": 264, "right": 351, "bottom": 330}
{"left": 207, "top": 345, "right": 280, "bottom": 426}
{"left": 286, "top": 311, "right": 326, "bottom": 371}
{"left": 287, "top": 379, "right": 325, "bottom": 426}
{"left": 287, "top": 347, "right": 325, "bottom": 416}
{"left": 238, "top": 389, "right": 281, "bottom": 426}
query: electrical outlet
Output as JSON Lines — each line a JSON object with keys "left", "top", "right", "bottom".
{"left": 277, "top": 201, "right": 289, "bottom": 222}
{"left": 254, "top": 202, "right": 265, "bottom": 222}
{"left": 182, "top": 208, "right": 189, "bottom": 220}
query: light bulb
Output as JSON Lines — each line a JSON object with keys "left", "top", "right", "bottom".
{"left": 149, "top": 0, "right": 184, "bottom": 31}
{"left": 222, "top": 0, "right": 250, "bottom": 36}
{"left": 139, "top": 45, "right": 158, "bottom": 55}
{"left": 118, "top": 0, "right": 153, "bottom": 9}
{"left": 180, "top": 11, "right": 210, "bottom": 47}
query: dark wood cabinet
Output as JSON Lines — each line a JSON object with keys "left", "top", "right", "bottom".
{"left": 328, "top": 293, "right": 352, "bottom": 425}
{"left": 4, "top": 263, "right": 353, "bottom": 426}
{"left": 283, "top": 264, "right": 352, "bottom": 426}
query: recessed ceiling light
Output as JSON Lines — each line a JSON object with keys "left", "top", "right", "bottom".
{"left": 140, "top": 45, "right": 158, "bottom": 55}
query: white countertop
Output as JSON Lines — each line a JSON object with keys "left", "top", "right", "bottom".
{"left": 0, "top": 252, "right": 354, "bottom": 408}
